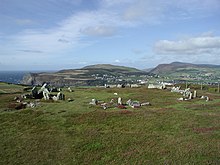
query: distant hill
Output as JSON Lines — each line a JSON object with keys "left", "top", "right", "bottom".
{"left": 148, "top": 62, "right": 220, "bottom": 83}
{"left": 149, "top": 62, "right": 220, "bottom": 75}
{"left": 81, "top": 64, "right": 146, "bottom": 76}
{"left": 82, "top": 64, "right": 139, "bottom": 71}
{"left": 22, "top": 64, "right": 150, "bottom": 86}
{"left": 142, "top": 68, "right": 154, "bottom": 72}
{"left": 150, "top": 62, "right": 196, "bottom": 74}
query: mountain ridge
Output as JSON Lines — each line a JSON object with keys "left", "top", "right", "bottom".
{"left": 21, "top": 62, "right": 220, "bottom": 86}
{"left": 149, "top": 61, "right": 220, "bottom": 75}
{"left": 21, "top": 64, "right": 150, "bottom": 86}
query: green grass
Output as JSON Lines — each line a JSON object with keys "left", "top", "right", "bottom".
{"left": 0, "top": 82, "right": 24, "bottom": 94}
{"left": 0, "top": 83, "right": 220, "bottom": 164}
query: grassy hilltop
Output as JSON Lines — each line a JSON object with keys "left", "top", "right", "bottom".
{"left": 149, "top": 62, "right": 220, "bottom": 83}
{"left": 0, "top": 82, "right": 220, "bottom": 164}
{"left": 21, "top": 64, "right": 150, "bottom": 86}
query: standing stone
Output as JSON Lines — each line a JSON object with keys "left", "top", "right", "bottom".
{"left": 31, "top": 86, "right": 44, "bottom": 99}
{"left": 68, "top": 87, "right": 72, "bottom": 92}
{"left": 193, "top": 90, "right": 197, "bottom": 98}
{"left": 118, "top": 97, "right": 122, "bottom": 105}
{"left": 126, "top": 99, "right": 132, "bottom": 106}
{"left": 56, "top": 92, "right": 65, "bottom": 100}
{"left": 218, "top": 83, "right": 220, "bottom": 93}
{"left": 52, "top": 96, "right": 58, "bottom": 101}
{"left": 31, "top": 86, "right": 38, "bottom": 98}
{"left": 43, "top": 88, "right": 50, "bottom": 100}
{"left": 206, "top": 97, "right": 209, "bottom": 102}
{"left": 189, "top": 92, "right": 193, "bottom": 100}
{"left": 90, "top": 99, "right": 97, "bottom": 105}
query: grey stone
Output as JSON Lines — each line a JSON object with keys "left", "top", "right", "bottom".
{"left": 193, "top": 90, "right": 197, "bottom": 98}
{"left": 118, "top": 97, "right": 122, "bottom": 105}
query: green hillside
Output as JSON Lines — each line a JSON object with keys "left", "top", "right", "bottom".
{"left": 149, "top": 62, "right": 220, "bottom": 83}
{"left": 22, "top": 64, "right": 149, "bottom": 86}
{"left": 0, "top": 83, "right": 220, "bottom": 164}
{"left": 83, "top": 64, "right": 140, "bottom": 72}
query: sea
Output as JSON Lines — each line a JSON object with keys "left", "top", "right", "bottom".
{"left": 0, "top": 71, "right": 30, "bottom": 84}
{"left": 0, "top": 71, "right": 55, "bottom": 84}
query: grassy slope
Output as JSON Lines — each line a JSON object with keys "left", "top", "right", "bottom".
{"left": 23, "top": 64, "right": 146, "bottom": 85}
{"left": 82, "top": 64, "right": 140, "bottom": 72}
{"left": 154, "top": 66, "right": 220, "bottom": 81}
{"left": 0, "top": 83, "right": 220, "bottom": 164}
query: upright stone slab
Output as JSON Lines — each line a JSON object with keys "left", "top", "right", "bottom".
{"left": 118, "top": 97, "right": 122, "bottom": 105}
{"left": 193, "top": 90, "right": 197, "bottom": 98}
{"left": 43, "top": 88, "right": 50, "bottom": 100}
{"left": 189, "top": 92, "right": 193, "bottom": 100}
{"left": 31, "top": 86, "right": 38, "bottom": 98}
{"left": 126, "top": 99, "right": 132, "bottom": 106}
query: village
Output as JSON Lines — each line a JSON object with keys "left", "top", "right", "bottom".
{"left": 90, "top": 70, "right": 220, "bottom": 88}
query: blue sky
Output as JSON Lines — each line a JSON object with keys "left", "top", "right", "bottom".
{"left": 0, "top": 0, "right": 220, "bottom": 70}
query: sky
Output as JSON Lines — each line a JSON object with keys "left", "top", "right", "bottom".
{"left": 0, "top": 0, "right": 220, "bottom": 70}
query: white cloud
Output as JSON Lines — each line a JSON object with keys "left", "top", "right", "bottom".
{"left": 54, "top": 0, "right": 82, "bottom": 6}
{"left": 15, "top": 19, "right": 35, "bottom": 25}
{"left": 175, "top": 0, "right": 220, "bottom": 11}
{"left": 1, "top": 0, "right": 219, "bottom": 67}
{"left": 0, "top": 6, "right": 136, "bottom": 58}
{"left": 81, "top": 26, "right": 116, "bottom": 37}
{"left": 122, "top": 0, "right": 166, "bottom": 23}
{"left": 115, "top": 59, "right": 120, "bottom": 63}
{"left": 154, "top": 34, "right": 220, "bottom": 55}
{"left": 132, "top": 49, "right": 144, "bottom": 55}
{"left": 118, "top": 0, "right": 220, "bottom": 23}
{"left": 101, "top": 0, "right": 133, "bottom": 7}
{"left": 78, "top": 61, "right": 88, "bottom": 65}
{"left": 17, "top": 49, "right": 44, "bottom": 53}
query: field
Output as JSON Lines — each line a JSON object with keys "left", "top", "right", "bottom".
{"left": 0, "top": 83, "right": 220, "bottom": 164}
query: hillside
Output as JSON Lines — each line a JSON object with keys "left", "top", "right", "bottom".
{"left": 150, "top": 62, "right": 198, "bottom": 74}
{"left": 149, "top": 62, "right": 220, "bottom": 82}
{"left": 83, "top": 64, "right": 139, "bottom": 71}
{"left": 150, "top": 62, "right": 220, "bottom": 74}
{"left": 0, "top": 82, "right": 220, "bottom": 164}
{"left": 21, "top": 64, "right": 150, "bottom": 86}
